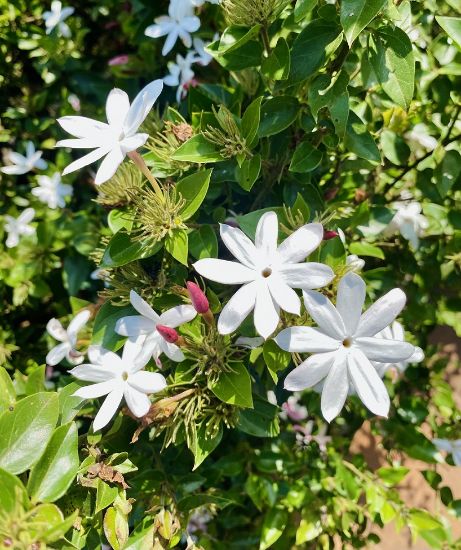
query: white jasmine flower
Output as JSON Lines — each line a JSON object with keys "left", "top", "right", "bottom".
{"left": 405, "top": 123, "right": 438, "bottom": 153}
{"left": 32, "top": 172, "right": 73, "bottom": 209}
{"left": 56, "top": 80, "right": 163, "bottom": 185}
{"left": 43, "top": 1, "right": 74, "bottom": 37}
{"left": 115, "top": 290, "right": 196, "bottom": 363}
{"left": 191, "top": 36, "right": 215, "bottom": 66}
{"left": 1, "top": 142, "right": 47, "bottom": 175}
{"left": 4, "top": 208, "right": 35, "bottom": 248}
{"left": 346, "top": 254, "right": 365, "bottom": 272}
{"left": 68, "top": 93, "right": 81, "bottom": 111}
{"left": 385, "top": 201, "right": 429, "bottom": 249}
{"left": 281, "top": 394, "right": 308, "bottom": 421}
{"left": 194, "top": 211, "right": 334, "bottom": 339}
{"left": 190, "top": 0, "right": 220, "bottom": 5}
{"left": 164, "top": 52, "right": 196, "bottom": 102}
{"left": 235, "top": 336, "right": 265, "bottom": 349}
{"left": 46, "top": 309, "right": 90, "bottom": 366}
{"left": 70, "top": 339, "right": 167, "bottom": 431}
{"left": 294, "top": 421, "right": 331, "bottom": 451}
{"left": 374, "top": 321, "right": 424, "bottom": 378}
{"left": 433, "top": 439, "right": 461, "bottom": 466}
{"left": 144, "top": 0, "right": 200, "bottom": 56}
{"left": 275, "top": 272, "right": 415, "bottom": 422}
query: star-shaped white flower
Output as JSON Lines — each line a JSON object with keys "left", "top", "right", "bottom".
{"left": 56, "top": 80, "right": 163, "bottom": 185}
{"left": 385, "top": 201, "right": 429, "bottom": 249}
{"left": 32, "top": 172, "right": 73, "bottom": 209}
{"left": 433, "top": 438, "right": 461, "bottom": 466}
{"left": 70, "top": 339, "right": 167, "bottom": 431}
{"left": 164, "top": 52, "right": 196, "bottom": 102}
{"left": 1, "top": 142, "right": 48, "bottom": 176}
{"left": 189, "top": 0, "right": 220, "bottom": 5}
{"left": 374, "top": 321, "right": 424, "bottom": 377}
{"left": 115, "top": 290, "right": 196, "bottom": 364}
{"left": 4, "top": 208, "right": 36, "bottom": 248}
{"left": 346, "top": 254, "right": 365, "bottom": 272}
{"left": 43, "top": 1, "right": 74, "bottom": 37}
{"left": 191, "top": 36, "right": 215, "bottom": 66}
{"left": 46, "top": 309, "right": 91, "bottom": 366}
{"left": 144, "top": 0, "right": 201, "bottom": 56}
{"left": 275, "top": 272, "right": 416, "bottom": 422}
{"left": 194, "top": 211, "right": 334, "bottom": 339}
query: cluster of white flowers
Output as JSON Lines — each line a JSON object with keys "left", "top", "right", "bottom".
{"left": 42, "top": 1, "right": 74, "bottom": 37}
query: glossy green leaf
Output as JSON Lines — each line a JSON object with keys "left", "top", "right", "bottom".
{"left": 172, "top": 134, "right": 224, "bottom": 163}
{"left": 165, "top": 228, "right": 189, "bottom": 265}
{"left": 436, "top": 16, "right": 461, "bottom": 49}
{"left": 92, "top": 301, "right": 133, "bottom": 351}
{"left": 235, "top": 154, "right": 261, "bottom": 191}
{"left": 189, "top": 225, "right": 218, "bottom": 260}
{"left": 344, "top": 111, "right": 381, "bottom": 164}
{"left": 95, "top": 479, "right": 119, "bottom": 514}
{"left": 241, "top": 96, "right": 263, "bottom": 148}
{"left": 191, "top": 423, "right": 223, "bottom": 470}
{"left": 177, "top": 494, "right": 233, "bottom": 512}
{"left": 289, "top": 141, "right": 323, "bottom": 173}
{"left": 100, "top": 231, "right": 162, "bottom": 268}
{"left": 349, "top": 241, "right": 384, "bottom": 259}
{"left": 259, "top": 96, "right": 299, "bottom": 137}
{"left": 0, "top": 367, "right": 15, "bottom": 414}
{"left": 108, "top": 209, "right": 133, "bottom": 234}
{"left": 261, "top": 38, "right": 290, "bottom": 81}
{"left": 238, "top": 395, "right": 280, "bottom": 438}
{"left": 209, "top": 362, "right": 253, "bottom": 408}
{"left": 58, "top": 381, "right": 86, "bottom": 424}
{"left": 260, "top": 508, "right": 288, "bottom": 550}
{"left": 0, "top": 467, "right": 29, "bottom": 513}
{"left": 340, "top": 0, "right": 387, "bottom": 46}
{"left": 294, "top": 0, "right": 318, "bottom": 22}
{"left": 177, "top": 169, "right": 212, "bottom": 220}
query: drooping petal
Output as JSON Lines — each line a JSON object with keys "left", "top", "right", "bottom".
{"left": 355, "top": 337, "right": 415, "bottom": 363}
{"left": 320, "top": 351, "right": 349, "bottom": 422}
{"left": 267, "top": 275, "right": 300, "bottom": 315}
{"left": 194, "top": 259, "right": 255, "bottom": 285}
{"left": 355, "top": 288, "right": 407, "bottom": 337}
{"left": 159, "top": 304, "right": 197, "bottom": 328}
{"left": 255, "top": 211, "right": 278, "bottom": 259}
{"left": 124, "top": 80, "right": 164, "bottom": 135}
{"left": 124, "top": 386, "right": 151, "bottom": 417}
{"left": 253, "top": 281, "right": 280, "bottom": 339}
{"left": 115, "top": 316, "right": 156, "bottom": 337}
{"left": 220, "top": 224, "right": 257, "bottom": 268}
{"left": 62, "top": 147, "right": 111, "bottom": 176}
{"left": 275, "top": 326, "right": 340, "bottom": 353}
{"left": 347, "top": 349, "right": 390, "bottom": 418}
{"left": 284, "top": 352, "right": 336, "bottom": 391}
{"left": 276, "top": 223, "right": 324, "bottom": 263}
{"left": 67, "top": 309, "right": 91, "bottom": 344}
{"left": 105, "top": 88, "right": 130, "bottom": 129}
{"left": 303, "top": 291, "right": 346, "bottom": 340}
{"left": 94, "top": 146, "right": 125, "bottom": 185}
{"left": 46, "top": 318, "right": 68, "bottom": 342}
{"left": 336, "top": 272, "right": 366, "bottom": 335}
{"left": 217, "top": 281, "right": 258, "bottom": 335}
{"left": 159, "top": 339, "right": 185, "bottom": 361}
{"left": 278, "top": 263, "right": 334, "bottom": 290}
{"left": 130, "top": 290, "right": 159, "bottom": 321}
{"left": 57, "top": 116, "right": 110, "bottom": 138}
{"left": 69, "top": 363, "right": 116, "bottom": 382}
{"left": 46, "top": 342, "right": 71, "bottom": 366}
{"left": 128, "top": 371, "right": 167, "bottom": 394}
{"left": 73, "top": 379, "right": 118, "bottom": 399}
{"left": 93, "top": 387, "right": 124, "bottom": 431}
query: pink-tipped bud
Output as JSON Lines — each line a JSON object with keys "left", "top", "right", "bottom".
{"left": 186, "top": 281, "right": 209, "bottom": 314}
{"left": 323, "top": 230, "right": 339, "bottom": 240}
{"left": 156, "top": 325, "right": 179, "bottom": 344}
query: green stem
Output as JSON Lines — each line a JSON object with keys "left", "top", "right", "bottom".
{"left": 128, "top": 151, "right": 164, "bottom": 200}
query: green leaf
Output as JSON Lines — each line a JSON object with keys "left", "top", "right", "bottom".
{"left": 241, "top": 97, "right": 263, "bottom": 148}
{"left": 263, "top": 340, "right": 291, "bottom": 382}
{"left": 95, "top": 479, "right": 119, "bottom": 514}
{"left": 289, "top": 141, "right": 323, "bottom": 173}
{"left": 288, "top": 19, "right": 341, "bottom": 84}
{"left": 208, "top": 40, "right": 263, "bottom": 70}
{"left": 0, "top": 392, "right": 59, "bottom": 475}
{"left": 238, "top": 394, "right": 280, "bottom": 438}
{"left": 165, "top": 228, "right": 189, "bottom": 265}
{"left": 260, "top": 508, "right": 288, "bottom": 550}
{"left": 104, "top": 505, "right": 129, "bottom": 550}
{"left": 261, "top": 38, "right": 291, "bottom": 81}
{"left": 209, "top": 24, "right": 261, "bottom": 55}
{"left": 340, "top": 0, "right": 387, "bottom": 46}
{"left": 294, "top": 0, "right": 318, "bottom": 22}
{"left": 369, "top": 26, "right": 415, "bottom": 109}
{"left": 177, "top": 169, "right": 212, "bottom": 220}
{"left": 25, "top": 365, "right": 46, "bottom": 395}
{"left": 108, "top": 209, "right": 133, "bottom": 234}
{"left": 435, "top": 150, "right": 461, "bottom": 198}
{"left": 296, "top": 512, "right": 323, "bottom": 544}
{"left": 191, "top": 423, "right": 223, "bottom": 470}
{"left": 0, "top": 467, "right": 29, "bottom": 513}
{"left": 349, "top": 241, "right": 384, "bottom": 259}
{"left": 92, "top": 301, "right": 133, "bottom": 351}
{"left": 124, "top": 524, "right": 155, "bottom": 550}
{"left": 100, "top": 231, "right": 162, "bottom": 268}
{"left": 189, "top": 225, "right": 218, "bottom": 260}
{"left": 0, "top": 367, "right": 15, "bottom": 414}
{"left": 28, "top": 422, "right": 79, "bottom": 503}
{"left": 235, "top": 154, "right": 261, "bottom": 191}
{"left": 292, "top": 193, "right": 311, "bottom": 222}
{"left": 317, "top": 237, "right": 346, "bottom": 268}
{"left": 259, "top": 96, "right": 299, "bottom": 137}
{"left": 58, "top": 381, "right": 86, "bottom": 424}
{"left": 344, "top": 111, "right": 381, "bottom": 164}
{"left": 172, "top": 134, "right": 224, "bottom": 163}
{"left": 377, "top": 466, "right": 409, "bottom": 486}
{"left": 209, "top": 362, "right": 253, "bottom": 408}
{"left": 436, "top": 16, "right": 461, "bottom": 49}
{"left": 177, "top": 494, "right": 233, "bottom": 512}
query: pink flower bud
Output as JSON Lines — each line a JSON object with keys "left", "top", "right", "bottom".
{"left": 156, "top": 325, "right": 179, "bottom": 344}
{"left": 186, "top": 281, "right": 209, "bottom": 314}
{"left": 108, "top": 55, "right": 130, "bottom": 67}
{"left": 323, "top": 230, "right": 339, "bottom": 240}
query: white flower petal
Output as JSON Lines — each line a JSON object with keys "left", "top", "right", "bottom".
{"left": 115, "top": 316, "right": 156, "bottom": 337}
{"left": 303, "top": 290, "right": 346, "bottom": 340}
{"left": 1, "top": 165, "right": 28, "bottom": 175}
{"left": 284, "top": 352, "right": 336, "bottom": 391}
{"left": 69, "top": 363, "right": 115, "bottom": 382}
{"left": 46, "top": 318, "right": 67, "bottom": 342}
{"left": 46, "top": 342, "right": 70, "bottom": 366}
{"left": 220, "top": 223, "right": 257, "bottom": 268}
{"left": 93, "top": 387, "right": 124, "bottom": 431}
{"left": 278, "top": 263, "right": 334, "bottom": 290}
{"left": 57, "top": 116, "right": 110, "bottom": 138}
{"left": 83, "top": 346, "right": 106, "bottom": 364}
{"left": 94, "top": 146, "right": 125, "bottom": 185}
{"left": 67, "top": 309, "right": 91, "bottom": 342}
{"left": 105, "top": 88, "right": 130, "bottom": 128}
{"left": 253, "top": 281, "right": 280, "bottom": 339}
{"left": 163, "top": 28, "right": 180, "bottom": 56}
{"left": 159, "top": 339, "right": 185, "bottom": 361}
{"left": 276, "top": 223, "right": 324, "bottom": 263}
{"left": 181, "top": 15, "right": 201, "bottom": 33}
{"left": 410, "top": 346, "right": 424, "bottom": 363}
{"left": 62, "top": 146, "right": 111, "bottom": 176}
{"left": 19, "top": 208, "right": 35, "bottom": 224}
{"left": 120, "top": 133, "right": 149, "bottom": 153}
{"left": 234, "top": 336, "right": 265, "bottom": 349}
{"left": 356, "top": 288, "right": 407, "bottom": 337}
{"left": 355, "top": 337, "right": 415, "bottom": 363}
{"left": 347, "top": 349, "right": 390, "bottom": 418}
{"left": 432, "top": 439, "right": 453, "bottom": 453}
{"left": 336, "top": 272, "right": 366, "bottom": 335}
{"left": 321, "top": 351, "right": 349, "bottom": 422}
{"left": 129, "top": 371, "right": 167, "bottom": 394}
{"left": 124, "top": 80, "right": 164, "bottom": 136}
{"left": 73, "top": 379, "right": 118, "bottom": 399}
{"left": 268, "top": 275, "right": 300, "bottom": 315}
{"left": 255, "top": 211, "right": 278, "bottom": 258}
{"left": 159, "top": 304, "right": 197, "bottom": 327}
{"left": 275, "top": 326, "right": 340, "bottom": 353}
{"left": 217, "top": 281, "right": 258, "bottom": 334}
{"left": 129, "top": 290, "right": 159, "bottom": 321}
{"left": 194, "top": 258, "right": 255, "bottom": 285}
{"left": 124, "top": 387, "right": 151, "bottom": 418}
{"left": 122, "top": 335, "right": 151, "bottom": 370}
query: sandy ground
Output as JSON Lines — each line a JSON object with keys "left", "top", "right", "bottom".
{"left": 349, "top": 327, "right": 461, "bottom": 549}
